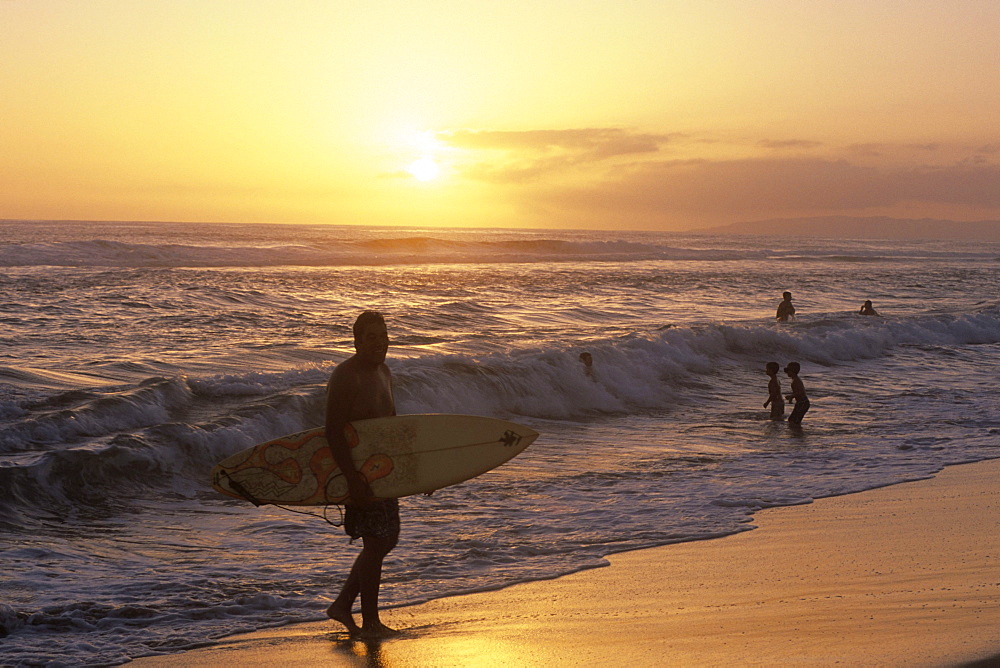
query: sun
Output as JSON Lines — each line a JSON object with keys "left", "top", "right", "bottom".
{"left": 406, "top": 156, "right": 441, "bottom": 182}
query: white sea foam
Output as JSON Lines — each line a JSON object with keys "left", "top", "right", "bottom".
{"left": 3, "top": 306, "right": 996, "bottom": 514}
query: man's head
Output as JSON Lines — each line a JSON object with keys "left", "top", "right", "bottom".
{"left": 353, "top": 310, "right": 388, "bottom": 365}
{"left": 784, "top": 362, "right": 800, "bottom": 376}
{"left": 783, "top": 291, "right": 792, "bottom": 301}
{"left": 766, "top": 361, "right": 780, "bottom": 375}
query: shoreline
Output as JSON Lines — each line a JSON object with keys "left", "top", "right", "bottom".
{"left": 131, "top": 458, "right": 1000, "bottom": 666}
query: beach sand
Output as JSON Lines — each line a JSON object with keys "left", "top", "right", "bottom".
{"left": 131, "top": 458, "right": 1000, "bottom": 667}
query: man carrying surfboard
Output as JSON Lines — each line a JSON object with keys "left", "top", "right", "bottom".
{"left": 324, "top": 310, "right": 401, "bottom": 639}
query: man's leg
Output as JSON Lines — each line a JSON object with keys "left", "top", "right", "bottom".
{"left": 327, "top": 532, "right": 399, "bottom": 637}
{"left": 357, "top": 533, "right": 399, "bottom": 638}
{"left": 327, "top": 535, "right": 396, "bottom": 635}
{"left": 327, "top": 557, "right": 363, "bottom": 635}
{"left": 328, "top": 499, "right": 400, "bottom": 637}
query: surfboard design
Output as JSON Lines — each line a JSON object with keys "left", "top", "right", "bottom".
{"left": 211, "top": 414, "right": 538, "bottom": 506}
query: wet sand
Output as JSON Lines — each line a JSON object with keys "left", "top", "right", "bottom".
{"left": 131, "top": 458, "right": 1000, "bottom": 667}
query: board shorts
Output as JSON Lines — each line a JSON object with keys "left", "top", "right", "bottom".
{"left": 788, "top": 398, "right": 810, "bottom": 424}
{"left": 344, "top": 498, "right": 400, "bottom": 541}
{"left": 769, "top": 400, "right": 785, "bottom": 421}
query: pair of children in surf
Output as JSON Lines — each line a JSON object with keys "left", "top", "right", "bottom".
{"left": 764, "top": 361, "right": 810, "bottom": 424}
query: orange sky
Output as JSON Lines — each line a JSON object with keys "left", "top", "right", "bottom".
{"left": 2, "top": 1, "right": 998, "bottom": 231}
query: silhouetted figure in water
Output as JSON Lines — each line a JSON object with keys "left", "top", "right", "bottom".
{"left": 763, "top": 362, "right": 784, "bottom": 420}
{"left": 579, "top": 351, "right": 594, "bottom": 378}
{"left": 776, "top": 291, "right": 796, "bottom": 322}
{"left": 859, "top": 300, "right": 879, "bottom": 316}
{"left": 784, "top": 362, "right": 810, "bottom": 425}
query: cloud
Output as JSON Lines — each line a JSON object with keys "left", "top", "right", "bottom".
{"left": 443, "top": 128, "right": 673, "bottom": 156}
{"left": 532, "top": 157, "right": 1000, "bottom": 225}
{"left": 847, "top": 142, "right": 942, "bottom": 158}
{"left": 757, "top": 139, "right": 823, "bottom": 150}
{"left": 440, "top": 128, "right": 678, "bottom": 183}
{"left": 911, "top": 162, "right": 1000, "bottom": 206}
{"left": 432, "top": 125, "right": 1000, "bottom": 226}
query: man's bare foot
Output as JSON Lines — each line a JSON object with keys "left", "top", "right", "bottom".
{"left": 326, "top": 602, "right": 360, "bottom": 636}
{"left": 358, "top": 621, "right": 401, "bottom": 640}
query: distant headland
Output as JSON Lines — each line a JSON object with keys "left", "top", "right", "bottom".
{"left": 695, "top": 216, "right": 1000, "bottom": 241}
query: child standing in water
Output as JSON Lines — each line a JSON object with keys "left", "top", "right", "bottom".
{"left": 775, "top": 291, "right": 796, "bottom": 322}
{"left": 763, "top": 362, "right": 784, "bottom": 420}
{"left": 784, "top": 362, "right": 810, "bottom": 425}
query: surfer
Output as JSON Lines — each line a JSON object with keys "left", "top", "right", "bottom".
{"left": 324, "top": 310, "right": 401, "bottom": 639}
{"left": 579, "top": 351, "right": 594, "bottom": 378}
{"left": 784, "top": 362, "right": 810, "bottom": 425}
{"left": 763, "top": 362, "right": 784, "bottom": 420}
{"left": 776, "top": 291, "right": 796, "bottom": 322}
{"left": 859, "top": 300, "right": 879, "bottom": 316}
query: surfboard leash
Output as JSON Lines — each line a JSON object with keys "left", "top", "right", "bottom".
{"left": 268, "top": 502, "right": 345, "bottom": 529}
{"left": 219, "top": 469, "right": 344, "bottom": 528}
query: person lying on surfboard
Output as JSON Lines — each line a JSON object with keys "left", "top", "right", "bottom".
{"left": 324, "top": 310, "right": 401, "bottom": 639}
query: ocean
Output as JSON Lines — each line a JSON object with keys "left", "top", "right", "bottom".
{"left": 1, "top": 220, "right": 998, "bottom": 666}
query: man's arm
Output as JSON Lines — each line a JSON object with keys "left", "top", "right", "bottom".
{"left": 325, "top": 366, "right": 375, "bottom": 506}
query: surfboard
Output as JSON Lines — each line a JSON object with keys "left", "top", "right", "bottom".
{"left": 211, "top": 414, "right": 538, "bottom": 506}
